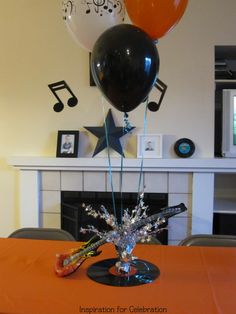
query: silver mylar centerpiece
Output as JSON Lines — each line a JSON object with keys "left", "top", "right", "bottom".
{"left": 81, "top": 194, "right": 186, "bottom": 277}
{"left": 55, "top": 194, "right": 186, "bottom": 286}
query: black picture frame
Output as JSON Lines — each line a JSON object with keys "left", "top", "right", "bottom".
{"left": 56, "top": 130, "right": 79, "bottom": 158}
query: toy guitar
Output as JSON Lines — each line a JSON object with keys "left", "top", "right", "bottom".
{"left": 55, "top": 202, "right": 187, "bottom": 277}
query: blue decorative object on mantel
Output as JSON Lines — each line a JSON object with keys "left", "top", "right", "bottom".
{"left": 84, "top": 109, "right": 135, "bottom": 157}
{"left": 174, "top": 138, "right": 195, "bottom": 158}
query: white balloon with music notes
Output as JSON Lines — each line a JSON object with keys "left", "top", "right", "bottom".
{"left": 62, "top": 0, "right": 125, "bottom": 51}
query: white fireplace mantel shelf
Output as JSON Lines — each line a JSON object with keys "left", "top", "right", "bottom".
{"left": 7, "top": 156, "right": 236, "bottom": 173}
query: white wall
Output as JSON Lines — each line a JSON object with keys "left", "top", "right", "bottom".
{"left": 0, "top": 0, "right": 236, "bottom": 236}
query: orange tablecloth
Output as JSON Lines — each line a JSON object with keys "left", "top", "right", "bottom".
{"left": 0, "top": 238, "right": 235, "bottom": 314}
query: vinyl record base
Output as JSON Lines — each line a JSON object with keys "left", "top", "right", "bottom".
{"left": 87, "top": 258, "right": 160, "bottom": 286}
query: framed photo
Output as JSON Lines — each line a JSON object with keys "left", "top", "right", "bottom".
{"left": 56, "top": 130, "right": 79, "bottom": 158}
{"left": 137, "top": 134, "right": 163, "bottom": 158}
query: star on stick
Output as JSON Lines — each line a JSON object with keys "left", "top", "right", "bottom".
{"left": 84, "top": 109, "right": 135, "bottom": 157}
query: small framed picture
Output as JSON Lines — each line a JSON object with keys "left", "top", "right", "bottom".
{"left": 137, "top": 134, "right": 163, "bottom": 158}
{"left": 56, "top": 130, "right": 79, "bottom": 158}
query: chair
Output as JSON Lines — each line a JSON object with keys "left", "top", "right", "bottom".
{"left": 138, "top": 236, "right": 162, "bottom": 245}
{"left": 8, "top": 227, "right": 76, "bottom": 241}
{"left": 179, "top": 234, "right": 236, "bottom": 247}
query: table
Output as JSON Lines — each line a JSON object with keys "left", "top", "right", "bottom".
{"left": 0, "top": 238, "right": 235, "bottom": 314}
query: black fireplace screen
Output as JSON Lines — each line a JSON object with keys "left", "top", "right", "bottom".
{"left": 61, "top": 191, "right": 168, "bottom": 244}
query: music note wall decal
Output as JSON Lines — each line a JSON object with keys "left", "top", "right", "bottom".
{"left": 48, "top": 80, "right": 78, "bottom": 112}
{"left": 148, "top": 78, "right": 168, "bottom": 112}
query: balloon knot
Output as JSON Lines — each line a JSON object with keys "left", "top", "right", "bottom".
{"left": 124, "top": 113, "right": 133, "bottom": 133}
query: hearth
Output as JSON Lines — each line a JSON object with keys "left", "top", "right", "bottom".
{"left": 61, "top": 191, "right": 168, "bottom": 244}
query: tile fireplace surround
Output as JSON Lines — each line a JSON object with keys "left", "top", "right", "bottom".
{"left": 8, "top": 157, "right": 236, "bottom": 245}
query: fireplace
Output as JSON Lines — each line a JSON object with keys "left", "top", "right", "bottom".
{"left": 8, "top": 157, "right": 198, "bottom": 245}
{"left": 37, "top": 169, "right": 192, "bottom": 245}
{"left": 61, "top": 191, "right": 168, "bottom": 244}
{"left": 9, "top": 156, "right": 236, "bottom": 245}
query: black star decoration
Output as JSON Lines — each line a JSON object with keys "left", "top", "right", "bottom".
{"left": 84, "top": 109, "right": 135, "bottom": 157}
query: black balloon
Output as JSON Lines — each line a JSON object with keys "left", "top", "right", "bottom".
{"left": 91, "top": 24, "right": 159, "bottom": 112}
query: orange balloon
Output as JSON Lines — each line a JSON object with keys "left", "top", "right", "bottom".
{"left": 125, "top": 0, "right": 188, "bottom": 40}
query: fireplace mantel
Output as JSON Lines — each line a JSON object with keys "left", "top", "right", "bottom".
{"left": 7, "top": 156, "right": 236, "bottom": 244}
{"left": 8, "top": 156, "right": 236, "bottom": 172}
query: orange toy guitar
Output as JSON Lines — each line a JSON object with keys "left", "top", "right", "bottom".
{"left": 55, "top": 236, "right": 106, "bottom": 277}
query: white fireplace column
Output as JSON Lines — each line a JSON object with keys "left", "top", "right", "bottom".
{"left": 192, "top": 172, "right": 214, "bottom": 234}
{"left": 19, "top": 170, "right": 40, "bottom": 227}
